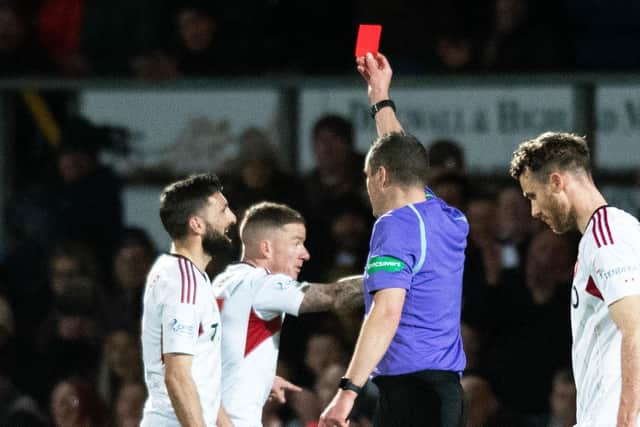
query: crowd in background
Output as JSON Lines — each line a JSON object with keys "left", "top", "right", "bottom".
{"left": 0, "top": 111, "right": 591, "bottom": 426}
{"left": 3, "top": 0, "right": 640, "bottom": 425}
{"left": 2, "top": 0, "right": 640, "bottom": 78}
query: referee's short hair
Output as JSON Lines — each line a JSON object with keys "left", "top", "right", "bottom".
{"left": 366, "top": 132, "right": 429, "bottom": 188}
{"left": 159, "top": 173, "right": 223, "bottom": 239}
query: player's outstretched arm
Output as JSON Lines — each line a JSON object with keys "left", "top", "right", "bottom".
{"left": 298, "top": 275, "right": 363, "bottom": 313}
{"left": 356, "top": 52, "right": 404, "bottom": 136}
{"left": 610, "top": 295, "right": 640, "bottom": 427}
{"left": 164, "top": 353, "right": 207, "bottom": 427}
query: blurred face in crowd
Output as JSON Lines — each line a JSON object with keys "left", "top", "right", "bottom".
{"left": 105, "top": 330, "right": 142, "bottom": 380}
{"left": 519, "top": 169, "right": 576, "bottom": 234}
{"left": 113, "top": 243, "right": 154, "bottom": 289}
{"left": 466, "top": 199, "right": 497, "bottom": 248}
{"left": 0, "top": 5, "right": 25, "bottom": 53}
{"left": 50, "top": 381, "right": 82, "bottom": 427}
{"left": 51, "top": 254, "right": 83, "bottom": 296}
{"left": 313, "top": 129, "right": 351, "bottom": 175}
{"left": 57, "top": 151, "right": 95, "bottom": 183}
{"left": 331, "top": 211, "right": 368, "bottom": 252}
{"left": 550, "top": 378, "right": 577, "bottom": 424}
{"left": 115, "top": 382, "right": 147, "bottom": 427}
{"left": 179, "top": 9, "right": 215, "bottom": 52}
{"left": 526, "top": 229, "right": 572, "bottom": 299}
{"left": 266, "top": 223, "right": 310, "bottom": 280}
{"left": 304, "top": 334, "right": 347, "bottom": 377}
{"left": 198, "top": 193, "right": 237, "bottom": 257}
{"left": 497, "top": 186, "right": 535, "bottom": 241}
{"left": 495, "top": 0, "right": 527, "bottom": 33}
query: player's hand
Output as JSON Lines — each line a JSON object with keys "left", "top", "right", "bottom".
{"left": 269, "top": 375, "right": 303, "bottom": 403}
{"left": 356, "top": 52, "right": 393, "bottom": 105}
{"left": 318, "top": 390, "right": 356, "bottom": 427}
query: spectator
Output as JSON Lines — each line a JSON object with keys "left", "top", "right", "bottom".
{"left": 36, "top": 0, "right": 89, "bottom": 75}
{"left": 481, "top": 0, "right": 571, "bottom": 71}
{"left": 106, "top": 227, "right": 155, "bottom": 331}
{"left": 0, "top": 1, "right": 52, "bottom": 76}
{"left": 49, "top": 377, "right": 107, "bottom": 427}
{"left": 163, "top": 2, "right": 244, "bottom": 76}
{"left": 112, "top": 381, "right": 146, "bottom": 427}
{"left": 427, "top": 138, "right": 466, "bottom": 179}
{"left": 35, "top": 242, "right": 107, "bottom": 402}
{"left": 97, "top": 330, "right": 143, "bottom": 406}
{"left": 53, "top": 116, "right": 128, "bottom": 268}
{"left": 80, "top": 0, "right": 171, "bottom": 76}
{"left": 533, "top": 368, "right": 576, "bottom": 427}
{"left": 429, "top": 171, "right": 471, "bottom": 211}
{"left": 484, "top": 229, "right": 573, "bottom": 414}
{"left": 303, "top": 114, "right": 366, "bottom": 281}
{"left": 461, "top": 373, "right": 530, "bottom": 427}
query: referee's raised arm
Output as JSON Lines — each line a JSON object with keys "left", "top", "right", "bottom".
{"left": 356, "top": 52, "right": 404, "bottom": 136}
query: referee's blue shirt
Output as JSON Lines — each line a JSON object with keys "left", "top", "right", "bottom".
{"left": 363, "top": 187, "right": 468, "bottom": 377}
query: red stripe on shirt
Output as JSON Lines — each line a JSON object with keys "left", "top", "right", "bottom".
{"left": 597, "top": 211, "right": 609, "bottom": 246}
{"left": 586, "top": 276, "right": 604, "bottom": 301}
{"left": 592, "top": 212, "right": 602, "bottom": 248}
{"left": 186, "top": 260, "right": 192, "bottom": 305}
{"left": 244, "top": 309, "right": 282, "bottom": 357}
{"left": 189, "top": 264, "right": 196, "bottom": 305}
{"left": 603, "top": 207, "right": 614, "bottom": 245}
{"left": 178, "top": 259, "right": 186, "bottom": 303}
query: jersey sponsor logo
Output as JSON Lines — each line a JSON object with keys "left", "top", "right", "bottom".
{"left": 366, "top": 256, "right": 405, "bottom": 274}
{"left": 596, "top": 265, "right": 639, "bottom": 281}
{"left": 572, "top": 285, "right": 579, "bottom": 308}
{"left": 169, "top": 318, "right": 194, "bottom": 336}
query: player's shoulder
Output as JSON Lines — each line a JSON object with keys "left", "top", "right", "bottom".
{"left": 585, "top": 206, "right": 640, "bottom": 250}
{"left": 212, "top": 263, "right": 271, "bottom": 294}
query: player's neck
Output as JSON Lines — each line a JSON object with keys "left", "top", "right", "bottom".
{"left": 170, "top": 241, "right": 211, "bottom": 272}
{"left": 571, "top": 182, "right": 608, "bottom": 234}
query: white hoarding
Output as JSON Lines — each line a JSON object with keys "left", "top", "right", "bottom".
{"left": 596, "top": 86, "right": 640, "bottom": 169}
{"left": 299, "top": 87, "right": 575, "bottom": 173}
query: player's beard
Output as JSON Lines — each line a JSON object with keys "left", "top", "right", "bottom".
{"left": 202, "top": 222, "right": 233, "bottom": 257}
{"left": 547, "top": 198, "right": 577, "bottom": 234}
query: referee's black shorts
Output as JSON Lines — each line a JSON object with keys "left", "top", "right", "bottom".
{"left": 372, "top": 369, "right": 465, "bottom": 427}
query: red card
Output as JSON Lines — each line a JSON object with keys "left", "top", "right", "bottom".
{"left": 355, "top": 24, "right": 382, "bottom": 57}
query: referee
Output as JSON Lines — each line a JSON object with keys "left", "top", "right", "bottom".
{"left": 319, "top": 52, "right": 467, "bottom": 427}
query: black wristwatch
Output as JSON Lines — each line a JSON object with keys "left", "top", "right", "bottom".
{"left": 370, "top": 99, "right": 396, "bottom": 118}
{"left": 339, "top": 377, "right": 364, "bottom": 395}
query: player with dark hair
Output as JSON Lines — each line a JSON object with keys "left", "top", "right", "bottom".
{"left": 141, "top": 173, "right": 236, "bottom": 427}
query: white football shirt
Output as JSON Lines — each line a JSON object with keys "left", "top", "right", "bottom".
{"left": 212, "top": 263, "right": 308, "bottom": 427}
{"left": 571, "top": 206, "right": 640, "bottom": 426}
{"left": 140, "top": 254, "right": 222, "bottom": 427}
